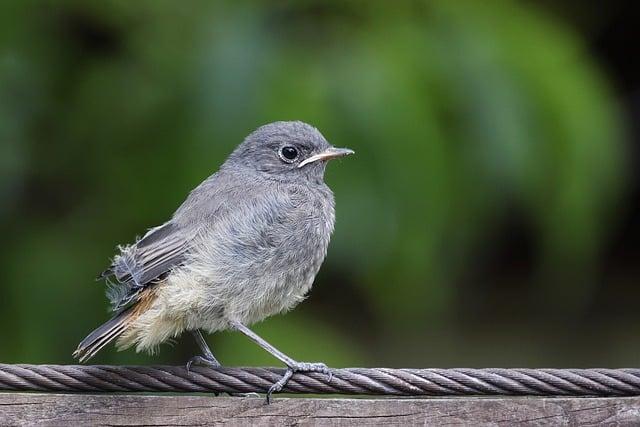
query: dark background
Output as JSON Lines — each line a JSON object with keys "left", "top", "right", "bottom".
{"left": 1, "top": 1, "right": 639, "bottom": 368}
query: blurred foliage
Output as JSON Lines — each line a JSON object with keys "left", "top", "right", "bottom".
{"left": 0, "top": 0, "right": 630, "bottom": 367}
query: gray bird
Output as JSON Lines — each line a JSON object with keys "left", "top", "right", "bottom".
{"left": 73, "top": 121, "right": 353, "bottom": 400}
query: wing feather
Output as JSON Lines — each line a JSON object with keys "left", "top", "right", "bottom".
{"left": 101, "top": 222, "right": 191, "bottom": 310}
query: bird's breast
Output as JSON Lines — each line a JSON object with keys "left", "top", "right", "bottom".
{"left": 190, "top": 183, "right": 335, "bottom": 325}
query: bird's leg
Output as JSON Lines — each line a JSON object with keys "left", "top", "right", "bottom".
{"left": 230, "top": 320, "right": 332, "bottom": 403}
{"left": 186, "top": 329, "right": 221, "bottom": 371}
{"left": 186, "top": 328, "right": 260, "bottom": 399}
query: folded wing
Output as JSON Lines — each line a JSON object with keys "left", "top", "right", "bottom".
{"left": 100, "top": 222, "right": 192, "bottom": 310}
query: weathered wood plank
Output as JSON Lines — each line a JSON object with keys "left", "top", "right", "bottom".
{"left": 1, "top": 393, "right": 639, "bottom": 426}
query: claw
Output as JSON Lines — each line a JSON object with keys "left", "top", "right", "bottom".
{"left": 186, "top": 355, "right": 221, "bottom": 373}
{"left": 265, "top": 362, "right": 331, "bottom": 404}
{"left": 186, "top": 356, "right": 260, "bottom": 399}
{"left": 267, "top": 369, "right": 294, "bottom": 404}
{"left": 185, "top": 355, "right": 223, "bottom": 397}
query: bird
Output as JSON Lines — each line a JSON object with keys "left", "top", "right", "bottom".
{"left": 73, "top": 120, "right": 354, "bottom": 401}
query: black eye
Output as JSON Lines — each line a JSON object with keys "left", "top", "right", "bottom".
{"left": 280, "top": 146, "right": 299, "bottom": 162}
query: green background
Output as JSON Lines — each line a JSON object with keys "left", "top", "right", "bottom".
{"left": 1, "top": 1, "right": 637, "bottom": 368}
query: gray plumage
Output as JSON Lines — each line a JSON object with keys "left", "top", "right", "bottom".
{"left": 74, "top": 121, "right": 353, "bottom": 400}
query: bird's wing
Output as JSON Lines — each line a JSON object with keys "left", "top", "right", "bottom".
{"left": 100, "top": 221, "right": 192, "bottom": 310}
{"left": 99, "top": 171, "right": 239, "bottom": 310}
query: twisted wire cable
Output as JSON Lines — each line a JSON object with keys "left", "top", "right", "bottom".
{"left": 2, "top": 365, "right": 640, "bottom": 396}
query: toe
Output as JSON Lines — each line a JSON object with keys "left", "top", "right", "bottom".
{"left": 310, "top": 363, "right": 332, "bottom": 381}
{"left": 186, "top": 355, "right": 221, "bottom": 371}
{"left": 325, "top": 369, "right": 333, "bottom": 383}
{"left": 293, "top": 362, "right": 329, "bottom": 373}
{"left": 266, "top": 384, "right": 281, "bottom": 404}
{"left": 265, "top": 368, "right": 294, "bottom": 404}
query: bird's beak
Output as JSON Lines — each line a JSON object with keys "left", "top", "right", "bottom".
{"left": 298, "top": 147, "right": 355, "bottom": 168}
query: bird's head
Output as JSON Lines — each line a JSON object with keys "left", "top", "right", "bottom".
{"left": 225, "top": 121, "right": 354, "bottom": 183}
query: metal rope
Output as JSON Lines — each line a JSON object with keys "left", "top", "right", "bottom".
{"left": 2, "top": 365, "right": 640, "bottom": 396}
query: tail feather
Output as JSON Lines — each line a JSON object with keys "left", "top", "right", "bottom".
{"left": 73, "top": 307, "right": 133, "bottom": 363}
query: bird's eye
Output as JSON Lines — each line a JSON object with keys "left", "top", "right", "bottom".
{"left": 279, "top": 146, "right": 299, "bottom": 162}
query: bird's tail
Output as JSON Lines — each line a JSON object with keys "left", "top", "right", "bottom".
{"left": 73, "top": 307, "right": 135, "bottom": 363}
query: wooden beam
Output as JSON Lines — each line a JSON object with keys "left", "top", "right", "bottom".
{"left": 1, "top": 393, "right": 639, "bottom": 426}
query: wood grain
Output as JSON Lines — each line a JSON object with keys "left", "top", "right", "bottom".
{"left": 1, "top": 393, "right": 639, "bottom": 426}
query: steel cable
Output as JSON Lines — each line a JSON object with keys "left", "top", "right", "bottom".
{"left": 3, "top": 365, "right": 640, "bottom": 397}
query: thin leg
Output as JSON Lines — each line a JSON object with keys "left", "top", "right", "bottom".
{"left": 193, "top": 329, "right": 220, "bottom": 365}
{"left": 230, "top": 320, "right": 332, "bottom": 403}
{"left": 187, "top": 329, "right": 260, "bottom": 399}
{"left": 186, "top": 329, "right": 221, "bottom": 371}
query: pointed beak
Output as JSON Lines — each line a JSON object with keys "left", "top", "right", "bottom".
{"left": 298, "top": 147, "right": 355, "bottom": 168}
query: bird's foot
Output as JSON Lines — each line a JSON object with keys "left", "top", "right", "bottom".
{"left": 266, "top": 361, "right": 332, "bottom": 404}
{"left": 186, "top": 355, "right": 223, "bottom": 397}
{"left": 186, "top": 355, "right": 221, "bottom": 373}
{"left": 186, "top": 356, "right": 258, "bottom": 398}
